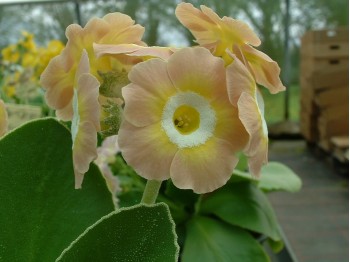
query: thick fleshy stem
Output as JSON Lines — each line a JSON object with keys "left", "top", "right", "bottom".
{"left": 141, "top": 180, "right": 162, "bottom": 205}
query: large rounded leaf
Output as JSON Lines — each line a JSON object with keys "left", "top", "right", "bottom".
{"left": 259, "top": 162, "right": 302, "bottom": 192}
{"left": 182, "top": 216, "right": 269, "bottom": 262}
{"left": 0, "top": 118, "right": 115, "bottom": 261}
{"left": 200, "top": 182, "right": 281, "bottom": 241}
{"left": 57, "top": 203, "right": 179, "bottom": 261}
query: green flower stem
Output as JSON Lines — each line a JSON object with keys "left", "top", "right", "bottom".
{"left": 141, "top": 180, "right": 162, "bottom": 205}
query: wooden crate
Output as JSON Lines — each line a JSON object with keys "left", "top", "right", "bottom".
{"left": 301, "top": 27, "right": 349, "bottom": 58}
{"left": 314, "top": 86, "right": 349, "bottom": 108}
{"left": 299, "top": 28, "right": 349, "bottom": 148}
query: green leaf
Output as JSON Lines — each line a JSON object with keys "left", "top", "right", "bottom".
{"left": 200, "top": 182, "right": 281, "bottom": 241}
{"left": 0, "top": 118, "right": 115, "bottom": 261}
{"left": 259, "top": 162, "right": 302, "bottom": 192}
{"left": 57, "top": 203, "right": 180, "bottom": 262}
{"left": 182, "top": 216, "right": 269, "bottom": 262}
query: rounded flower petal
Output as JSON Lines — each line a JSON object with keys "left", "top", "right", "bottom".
{"left": 170, "top": 137, "right": 239, "bottom": 193}
{"left": 167, "top": 47, "right": 227, "bottom": 102}
{"left": 118, "top": 120, "right": 178, "bottom": 181}
{"left": 40, "top": 53, "right": 75, "bottom": 111}
{"left": 0, "top": 99, "right": 8, "bottom": 137}
{"left": 123, "top": 59, "right": 177, "bottom": 127}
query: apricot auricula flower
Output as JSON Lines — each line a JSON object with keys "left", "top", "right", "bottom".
{"left": 175, "top": 3, "right": 286, "bottom": 94}
{"left": 40, "top": 12, "right": 145, "bottom": 121}
{"left": 118, "top": 47, "right": 249, "bottom": 193}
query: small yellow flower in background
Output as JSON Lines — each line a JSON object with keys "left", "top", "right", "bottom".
{"left": 20, "top": 31, "right": 37, "bottom": 51}
{"left": 175, "top": 3, "right": 285, "bottom": 94}
{"left": 40, "top": 12, "right": 145, "bottom": 121}
{"left": 4, "top": 85, "right": 16, "bottom": 98}
{"left": 22, "top": 52, "right": 37, "bottom": 68}
{"left": 118, "top": 47, "right": 249, "bottom": 193}
{"left": 0, "top": 99, "right": 8, "bottom": 137}
{"left": 2, "top": 44, "right": 20, "bottom": 63}
{"left": 71, "top": 50, "right": 101, "bottom": 189}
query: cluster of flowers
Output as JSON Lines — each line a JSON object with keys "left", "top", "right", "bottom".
{"left": 1, "top": 3, "right": 286, "bottom": 193}
{"left": 0, "top": 31, "right": 64, "bottom": 100}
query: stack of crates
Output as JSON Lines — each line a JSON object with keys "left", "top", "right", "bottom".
{"left": 300, "top": 28, "right": 349, "bottom": 154}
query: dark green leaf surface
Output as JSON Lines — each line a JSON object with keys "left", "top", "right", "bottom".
{"left": 182, "top": 216, "right": 269, "bottom": 262}
{"left": 0, "top": 118, "right": 114, "bottom": 261}
{"left": 57, "top": 203, "right": 179, "bottom": 262}
{"left": 201, "top": 182, "right": 281, "bottom": 241}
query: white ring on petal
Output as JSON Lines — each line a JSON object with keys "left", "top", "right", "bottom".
{"left": 161, "top": 91, "right": 216, "bottom": 148}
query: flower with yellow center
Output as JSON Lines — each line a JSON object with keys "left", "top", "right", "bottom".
{"left": 118, "top": 47, "right": 249, "bottom": 193}
{"left": 40, "top": 12, "right": 145, "bottom": 121}
{"left": 0, "top": 99, "right": 8, "bottom": 137}
{"left": 175, "top": 3, "right": 285, "bottom": 94}
{"left": 71, "top": 50, "right": 101, "bottom": 189}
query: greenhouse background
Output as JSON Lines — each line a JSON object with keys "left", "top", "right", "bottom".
{"left": 0, "top": 0, "right": 348, "bottom": 261}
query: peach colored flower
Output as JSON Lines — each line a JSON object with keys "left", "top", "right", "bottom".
{"left": 226, "top": 54, "right": 268, "bottom": 177}
{"left": 175, "top": 3, "right": 285, "bottom": 94}
{"left": 118, "top": 47, "right": 249, "bottom": 193}
{"left": 71, "top": 50, "right": 101, "bottom": 189}
{"left": 0, "top": 99, "right": 8, "bottom": 137}
{"left": 40, "top": 12, "right": 145, "bottom": 121}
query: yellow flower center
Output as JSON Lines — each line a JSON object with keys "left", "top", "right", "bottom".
{"left": 173, "top": 105, "right": 200, "bottom": 135}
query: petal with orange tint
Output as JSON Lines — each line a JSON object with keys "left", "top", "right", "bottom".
{"left": 170, "top": 137, "right": 239, "bottom": 194}
{"left": 0, "top": 99, "right": 8, "bottom": 137}
{"left": 237, "top": 91, "right": 268, "bottom": 177}
{"left": 226, "top": 52, "right": 256, "bottom": 106}
{"left": 167, "top": 47, "right": 226, "bottom": 101}
{"left": 56, "top": 99, "right": 73, "bottom": 121}
{"left": 123, "top": 59, "right": 176, "bottom": 126}
{"left": 76, "top": 73, "right": 101, "bottom": 131}
{"left": 241, "top": 45, "right": 286, "bottom": 94}
{"left": 94, "top": 43, "right": 175, "bottom": 61}
{"left": 73, "top": 121, "right": 98, "bottom": 189}
{"left": 40, "top": 54, "right": 75, "bottom": 110}
{"left": 175, "top": 3, "right": 261, "bottom": 51}
{"left": 118, "top": 120, "right": 177, "bottom": 181}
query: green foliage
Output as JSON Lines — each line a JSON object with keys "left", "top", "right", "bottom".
{"left": 57, "top": 203, "right": 180, "bottom": 262}
{"left": 200, "top": 182, "right": 282, "bottom": 241}
{"left": 182, "top": 216, "right": 270, "bottom": 262}
{"left": 0, "top": 118, "right": 302, "bottom": 261}
{"left": 0, "top": 118, "right": 115, "bottom": 261}
{"left": 259, "top": 162, "right": 302, "bottom": 193}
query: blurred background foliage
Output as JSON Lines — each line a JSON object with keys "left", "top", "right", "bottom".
{"left": 0, "top": 0, "right": 348, "bottom": 123}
